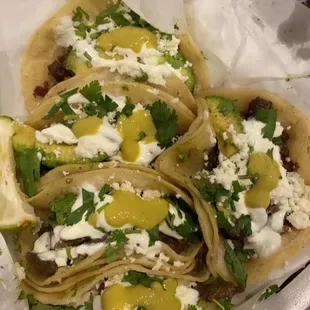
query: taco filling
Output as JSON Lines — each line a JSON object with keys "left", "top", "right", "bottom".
{"left": 25, "top": 181, "right": 202, "bottom": 277}
{"left": 194, "top": 96, "right": 310, "bottom": 286}
{"left": 42, "top": 3, "right": 195, "bottom": 95}
{"left": 11, "top": 80, "right": 193, "bottom": 197}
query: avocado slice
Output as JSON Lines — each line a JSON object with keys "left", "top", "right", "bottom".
{"left": 159, "top": 52, "right": 196, "bottom": 92}
{"left": 206, "top": 96, "right": 243, "bottom": 157}
{"left": 65, "top": 50, "right": 91, "bottom": 74}
{"left": 12, "top": 124, "right": 108, "bottom": 168}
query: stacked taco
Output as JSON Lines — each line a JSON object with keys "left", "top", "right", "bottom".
{"left": 1, "top": 0, "right": 310, "bottom": 309}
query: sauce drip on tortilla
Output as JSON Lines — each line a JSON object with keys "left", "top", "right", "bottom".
{"left": 72, "top": 116, "right": 102, "bottom": 137}
{"left": 97, "top": 26, "right": 157, "bottom": 53}
{"left": 245, "top": 152, "right": 280, "bottom": 208}
{"left": 101, "top": 280, "right": 181, "bottom": 310}
{"left": 117, "top": 109, "right": 157, "bottom": 162}
{"left": 104, "top": 190, "right": 169, "bottom": 230}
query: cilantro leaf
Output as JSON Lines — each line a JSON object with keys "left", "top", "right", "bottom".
{"left": 137, "top": 131, "right": 147, "bottom": 141}
{"left": 50, "top": 193, "right": 77, "bottom": 225}
{"left": 148, "top": 100, "right": 178, "bottom": 148}
{"left": 255, "top": 108, "right": 277, "bottom": 140}
{"left": 166, "top": 197, "right": 201, "bottom": 242}
{"left": 223, "top": 240, "right": 250, "bottom": 288}
{"left": 259, "top": 284, "right": 280, "bottom": 301}
{"left": 72, "top": 6, "right": 90, "bottom": 22}
{"left": 27, "top": 294, "right": 78, "bottom": 310}
{"left": 213, "top": 298, "right": 233, "bottom": 310}
{"left": 235, "top": 215, "right": 252, "bottom": 237}
{"left": 199, "top": 183, "right": 230, "bottom": 204}
{"left": 216, "top": 211, "right": 233, "bottom": 233}
{"left": 84, "top": 293, "right": 94, "bottom": 310}
{"left": 104, "top": 244, "right": 120, "bottom": 263}
{"left": 98, "top": 183, "right": 111, "bottom": 200}
{"left": 121, "top": 102, "right": 135, "bottom": 117}
{"left": 147, "top": 225, "right": 160, "bottom": 246}
{"left": 218, "top": 98, "right": 240, "bottom": 116}
{"left": 67, "top": 189, "right": 95, "bottom": 225}
{"left": 16, "top": 149, "right": 41, "bottom": 197}
{"left": 80, "top": 80, "right": 101, "bottom": 102}
{"left": 122, "top": 271, "right": 163, "bottom": 288}
{"left": 109, "top": 230, "right": 128, "bottom": 248}
{"left": 95, "top": 4, "right": 130, "bottom": 26}
{"left": 43, "top": 88, "right": 78, "bottom": 120}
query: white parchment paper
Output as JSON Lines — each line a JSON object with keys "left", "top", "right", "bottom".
{"left": 0, "top": 0, "right": 310, "bottom": 309}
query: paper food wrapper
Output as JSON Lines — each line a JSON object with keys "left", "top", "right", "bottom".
{"left": 0, "top": 0, "right": 310, "bottom": 309}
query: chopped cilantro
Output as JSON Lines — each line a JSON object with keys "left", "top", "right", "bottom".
{"left": 122, "top": 271, "right": 163, "bottom": 288}
{"left": 199, "top": 182, "right": 230, "bottom": 205}
{"left": 259, "top": 284, "right": 280, "bottom": 301}
{"left": 166, "top": 197, "right": 201, "bottom": 242}
{"left": 267, "top": 148, "right": 273, "bottom": 159}
{"left": 121, "top": 101, "right": 135, "bottom": 117}
{"left": 95, "top": 4, "right": 129, "bottom": 26}
{"left": 148, "top": 100, "right": 178, "bottom": 148}
{"left": 255, "top": 108, "right": 277, "bottom": 140}
{"left": 74, "top": 24, "right": 88, "bottom": 39}
{"left": 72, "top": 6, "right": 90, "bottom": 22}
{"left": 50, "top": 193, "right": 77, "bottom": 225}
{"left": 218, "top": 98, "right": 240, "bottom": 116}
{"left": 178, "top": 149, "right": 190, "bottom": 162}
{"left": 104, "top": 244, "right": 120, "bottom": 263}
{"left": 272, "top": 136, "right": 282, "bottom": 145}
{"left": 84, "top": 51, "right": 92, "bottom": 61}
{"left": 174, "top": 23, "right": 179, "bottom": 30}
{"left": 80, "top": 80, "right": 101, "bottom": 102}
{"left": 67, "top": 189, "right": 95, "bottom": 225}
{"left": 134, "top": 70, "right": 148, "bottom": 82}
{"left": 43, "top": 88, "right": 78, "bottom": 120}
{"left": 223, "top": 240, "right": 255, "bottom": 288}
{"left": 109, "top": 230, "right": 129, "bottom": 247}
{"left": 84, "top": 293, "right": 94, "bottom": 310}
{"left": 97, "top": 203, "right": 110, "bottom": 213}
{"left": 147, "top": 225, "right": 160, "bottom": 246}
{"left": 137, "top": 131, "right": 147, "bottom": 141}
{"left": 213, "top": 298, "right": 233, "bottom": 310}
{"left": 98, "top": 183, "right": 111, "bottom": 200}
{"left": 66, "top": 247, "right": 72, "bottom": 260}
{"left": 16, "top": 149, "right": 41, "bottom": 197}
{"left": 18, "top": 290, "right": 27, "bottom": 300}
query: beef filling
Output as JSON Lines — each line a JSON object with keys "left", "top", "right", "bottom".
{"left": 47, "top": 60, "right": 75, "bottom": 83}
{"left": 196, "top": 279, "right": 244, "bottom": 302}
{"left": 26, "top": 252, "right": 58, "bottom": 278}
{"left": 54, "top": 236, "right": 108, "bottom": 249}
{"left": 206, "top": 144, "right": 219, "bottom": 171}
{"left": 33, "top": 81, "right": 49, "bottom": 98}
{"left": 267, "top": 204, "right": 280, "bottom": 215}
{"left": 246, "top": 97, "right": 273, "bottom": 118}
{"left": 159, "top": 233, "right": 192, "bottom": 254}
{"left": 191, "top": 245, "right": 208, "bottom": 275}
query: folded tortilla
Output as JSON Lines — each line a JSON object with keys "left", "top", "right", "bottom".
{"left": 19, "top": 165, "right": 210, "bottom": 304}
{"left": 22, "top": 0, "right": 208, "bottom": 113}
{"left": 155, "top": 88, "right": 310, "bottom": 286}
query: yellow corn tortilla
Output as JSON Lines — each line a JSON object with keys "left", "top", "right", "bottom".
{"left": 20, "top": 165, "right": 208, "bottom": 292}
{"left": 21, "top": 0, "right": 208, "bottom": 113}
{"left": 155, "top": 89, "right": 310, "bottom": 285}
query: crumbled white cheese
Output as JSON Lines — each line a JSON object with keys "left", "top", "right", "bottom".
{"left": 14, "top": 263, "right": 26, "bottom": 281}
{"left": 36, "top": 124, "right": 78, "bottom": 145}
{"left": 142, "top": 190, "right": 162, "bottom": 200}
{"left": 156, "top": 34, "right": 180, "bottom": 56}
{"left": 62, "top": 171, "right": 70, "bottom": 176}
{"left": 152, "top": 252, "right": 170, "bottom": 271}
{"left": 175, "top": 285, "right": 200, "bottom": 309}
{"left": 173, "top": 260, "right": 185, "bottom": 268}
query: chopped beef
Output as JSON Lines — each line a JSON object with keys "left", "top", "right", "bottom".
{"left": 206, "top": 144, "right": 219, "bottom": 171}
{"left": 159, "top": 233, "right": 192, "bottom": 254}
{"left": 196, "top": 279, "right": 244, "bottom": 302}
{"left": 37, "top": 225, "right": 53, "bottom": 236}
{"left": 55, "top": 236, "right": 108, "bottom": 249}
{"left": 267, "top": 204, "right": 280, "bottom": 215}
{"left": 47, "top": 60, "right": 75, "bottom": 83}
{"left": 26, "top": 252, "right": 58, "bottom": 278}
{"left": 33, "top": 81, "right": 49, "bottom": 98}
{"left": 246, "top": 97, "right": 273, "bottom": 118}
{"left": 98, "top": 281, "right": 105, "bottom": 294}
{"left": 191, "top": 245, "right": 208, "bottom": 274}
{"left": 278, "top": 129, "right": 298, "bottom": 172}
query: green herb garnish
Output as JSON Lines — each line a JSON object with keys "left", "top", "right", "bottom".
{"left": 255, "top": 108, "right": 277, "bottom": 140}
{"left": 137, "top": 131, "right": 147, "bottom": 141}
{"left": 121, "top": 101, "right": 135, "bottom": 117}
{"left": 98, "top": 183, "right": 111, "bottom": 200}
{"left": 212, "top": 298, "right": 233, "bottom": 310}
{"left": 147, "top": 225, "right": 160, "bottom": 246}
{"left": 72, "top": 6, "right": 90, "bottom": 22}
{"left": 259, "top": 284, "right": 280, "bottom": 301}
{"left": 148, "top": 100, "right": 178, "bottom": 148}
{"left": 122, "top": 271, "right": 163, "bottom": 288}
{"left": 50, "top": 193, "right": 77, "bottom": 225}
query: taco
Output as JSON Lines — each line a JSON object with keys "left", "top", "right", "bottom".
{"left": 21, "top": 269, "right": 223, "bottom": 309}
{"left": 22, "top": 0, "right": 208, "bottom": 113}
{"left": 155, "top": 88, "right": 310, "bottom": 290}
{"left": 18, "top": 166, "right": 213, "bottom": 305}
{"left": 1, "top": 80, "right": 194, "bottom": 202}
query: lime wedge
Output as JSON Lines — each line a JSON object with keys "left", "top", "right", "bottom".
{"left": 0, "top": 116, "right": 37, "bottom": 230}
